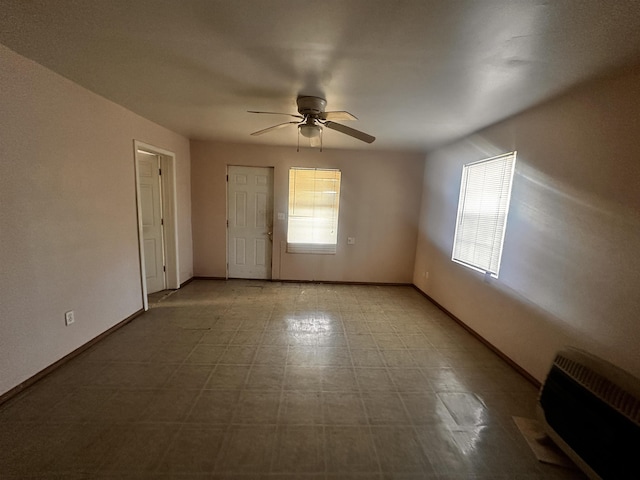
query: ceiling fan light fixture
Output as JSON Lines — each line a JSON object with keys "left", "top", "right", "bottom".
{"left": 299, "top": 124, "right": 321, "bottom": 138}
{"left": 249, "top": 96, "right": 374, "bottom": 146}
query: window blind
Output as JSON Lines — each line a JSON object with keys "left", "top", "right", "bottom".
{"left": 287, "top": 168, "right": 341, "bottom": 254}
{"left": 452, "top": 152, "right": 516, "bottom": 277}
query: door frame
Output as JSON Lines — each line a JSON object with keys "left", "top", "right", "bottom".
{"left": 134, "top": 140, "right": 179, "bottom": 310}
{"left": 226, "top": 165, "right": 274, "bottom": 280}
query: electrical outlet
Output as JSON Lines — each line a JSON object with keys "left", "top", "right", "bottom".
{"left": 64, "top": 310, "right": 75, "bottom": 326}
{"left": 424, "top": 271, "right": 429, "bottom": 279}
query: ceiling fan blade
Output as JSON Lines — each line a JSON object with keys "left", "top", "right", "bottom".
{"left": 320, "top": 111, "right": 358, "bottom": 121}
{"left": 250, "top": 121, "right": 299, "bottom": 136}
{"left": 324, "top": 121, "right": 375, "bottom": 143}
{"left": 248, "top": 110, "right": 303, "bottom": 120}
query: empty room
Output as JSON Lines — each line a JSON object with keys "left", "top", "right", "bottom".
{"left": 1, "top": 1, "right": 639, "bottom": 478}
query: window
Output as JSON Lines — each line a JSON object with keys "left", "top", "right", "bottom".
{"left": 452, "top": 151, "right": 516, "bottom": 278}
{"left": 287, "top": 167, "right": 341, "bottom": 254}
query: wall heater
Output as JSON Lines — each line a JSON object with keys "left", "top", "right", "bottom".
{"left": 537, "top": 347, "right": 640, "bottom": 479}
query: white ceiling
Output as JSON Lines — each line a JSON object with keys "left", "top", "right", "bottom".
{"left": 2, "top": 0, "right": 640, "bottom": 152}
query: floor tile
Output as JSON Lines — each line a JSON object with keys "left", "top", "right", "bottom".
{"left": 187, "top": 390, "right": 240, "bottom": 424}
{"left": 206, "top": 365, "right": 251, "bottom": 390}
{"left": 342, "top": 319, "right": 371, "bottom": 334}
{"left": 287, "top": 346, "right": 317, "bottom": 366}
{"left": 415, "top": 425, "right": 486, "bottom": 476}
{"left": 157, "top": 425, "right": 225, "bottom": 473}
{"left": 410, "top": 349, "right": 448, "bottom": 368}
{"left": 164, "top": 364, "right": 215, "bottom": 389}
{"left": 321, "top": 367, "right": 358, "bottom": 391}
{"left": 219, "top": 346, "right": 258, "bottom": 365}
{"left": 400, "top": 392, "right": 457, "bottom": 426}
{"left": 230, "top": 329, "right": 264, "bottom": 346}
{"left": 367, "top": 321, "right": 396, "bottom": 333}
{"left": 44, "top": 388, "right": 117, "bottom": 422}
{"left": 0, "top": 423, "right": 73, "bottom": 475}
{"left": 140, "top": 388, "right": 201, "bottom": 422}
{"left": 423, "top": 367, "right": 470, "bottom": 391}
{"left": 324, "top": 426, "right": 380, "bottom": 473}
{"left": 216, "top": 426, "right": 276, "bottom": 473}
{"left": 186, "top": 345, "right": 227, "bottom": 364}
{"left": 93, "top": 363, "right": 177, "bottom": 388}
{"left": 381, "top": 349, "right": 419, "bottom": 368}
{"left": 387, "top": 367, "right": 432, "bottom": 392}
{"left": 233, "top": 391, "right": 281, "bottom": 424}
{"left": 93, "top": 388, "right": 156, "bottom": 422}
{"left": 254, "top": 345, "right": 289, "bottom": 365}
{"left": 370, "top": 426, "right": 432, "bottom": 474}
{"left": 271, "top": 425, "right": 324, "bottom": 473}
{"left": 245, "top": 366, "right": 285, "bottom": 391}
{"left": 316, "top": 347, "right": 352, "bottom": 366}
{"left": 284, "top": 366, "right": 323, "bottom": 391}
{"left": 399, "top": 334, "right": 431, "bottom": 349}
{"left": 346, "top": 334, "right": 378, "bottom": 349}
{"left": 98, "top": 424, "right": 178, "bottom": 473}
{"left": 278, "top": 391, "right": 323, "bottom": 425}
{"left": 322, "top": 391, "right": 367, "bottom": 425}
{"left": 355, "top": 368, "right": 395, "bottom": 391}
{"left": 200, "top": 330, "right": 237, "bottom": 345}
{"left": 317, "top": 333, "right": 348, "bottom": 347}
{"left": 374, "top": 333, "right": 405, "bottom": 349}
{"left": 149, "top": 342, "right": 196, "bottom": 363}
{"left": 362, "top": 392, "right": 411, "bottom": 425}
{"left": 351, "top": 348, "right": 386, "bottom": 367}
{"left": 0, "top": 280, "right": 586, "bottom": 479}
{"left": 45, "top": 422, "right": 115, "bottom": 474}
{"left": 437, "top": 392, "right": 489, "bottom": 427}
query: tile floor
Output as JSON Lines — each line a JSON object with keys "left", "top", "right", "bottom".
{"left": 0, "top": 280, "right": 586, "bottom": 479}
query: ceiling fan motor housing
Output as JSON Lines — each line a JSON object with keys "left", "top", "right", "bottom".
{"left": 297, "top": 96, "right": 327, "bottom": 116}
{"left": 249, "top": 96, "right": 374, "bottom": 144}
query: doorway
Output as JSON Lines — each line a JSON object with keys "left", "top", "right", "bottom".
{"left": 227, "top": 166, "right": 274, "bottom": 279}
{"left": 134, "top": 140, "right": 179, "bottom": 310}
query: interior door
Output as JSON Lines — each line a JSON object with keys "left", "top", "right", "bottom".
{"left": 137, "top": 153, "right": 165, "bottom": 294}
{"left": 227, "top": 166, "right": 273, "bottom": 279}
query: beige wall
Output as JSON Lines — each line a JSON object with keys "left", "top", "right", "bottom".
{"left": 191, "top": 141, "right": 424, "bottom": 283}
{"left": 0, "top": 44, "right": 193, "bottom": 396}
{"left": 414, "top": 66, "right": 640, "bottom": 381}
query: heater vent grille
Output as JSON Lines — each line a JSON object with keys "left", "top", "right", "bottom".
{"left": 539, "top": 348, "right": 640, "bottom": 479}
{"left": 554, "top": 353, "right": 640, "bottom": 426}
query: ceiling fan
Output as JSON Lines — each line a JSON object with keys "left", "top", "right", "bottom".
{"left": 249, "top": 96, "right": 375, "bottom": 150}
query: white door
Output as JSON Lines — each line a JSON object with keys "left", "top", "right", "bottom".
{"left": 137, "top": 153, "right": 165, "bottom": 294}
{"left": 228, "top": 166, "right": 273, "bottom": 279}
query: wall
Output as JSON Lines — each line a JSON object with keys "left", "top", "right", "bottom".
{"left": 191, "top": 141, "right": 424, "bottom": 283}
{"left": 0, "top": 44, "right": 193, "bottom": 396}
{"left": 414, "top": 66, "right": 640, "bottom": 381}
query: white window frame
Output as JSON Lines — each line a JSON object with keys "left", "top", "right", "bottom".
{"left": 287, "top": 167, "right": 341, "bottom": 254}
{"left": 452, "top": 151, "right": 517, "bottom": 278}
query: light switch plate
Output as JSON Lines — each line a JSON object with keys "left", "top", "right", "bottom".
{"left": 347, "top": 237, "right": 356, "bottom": 245}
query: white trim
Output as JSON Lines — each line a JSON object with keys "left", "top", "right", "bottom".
{"left": 287, "top": 167, "right": 342, "bottom": 252}
{"left": 451, "top": 151, "right": 516, "bottom": 278}
{"left": 286, "top": 243, "right": 337, "bottom": 254}
{"left": 133, "top": 140, "right": 179, "bottom": 310}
